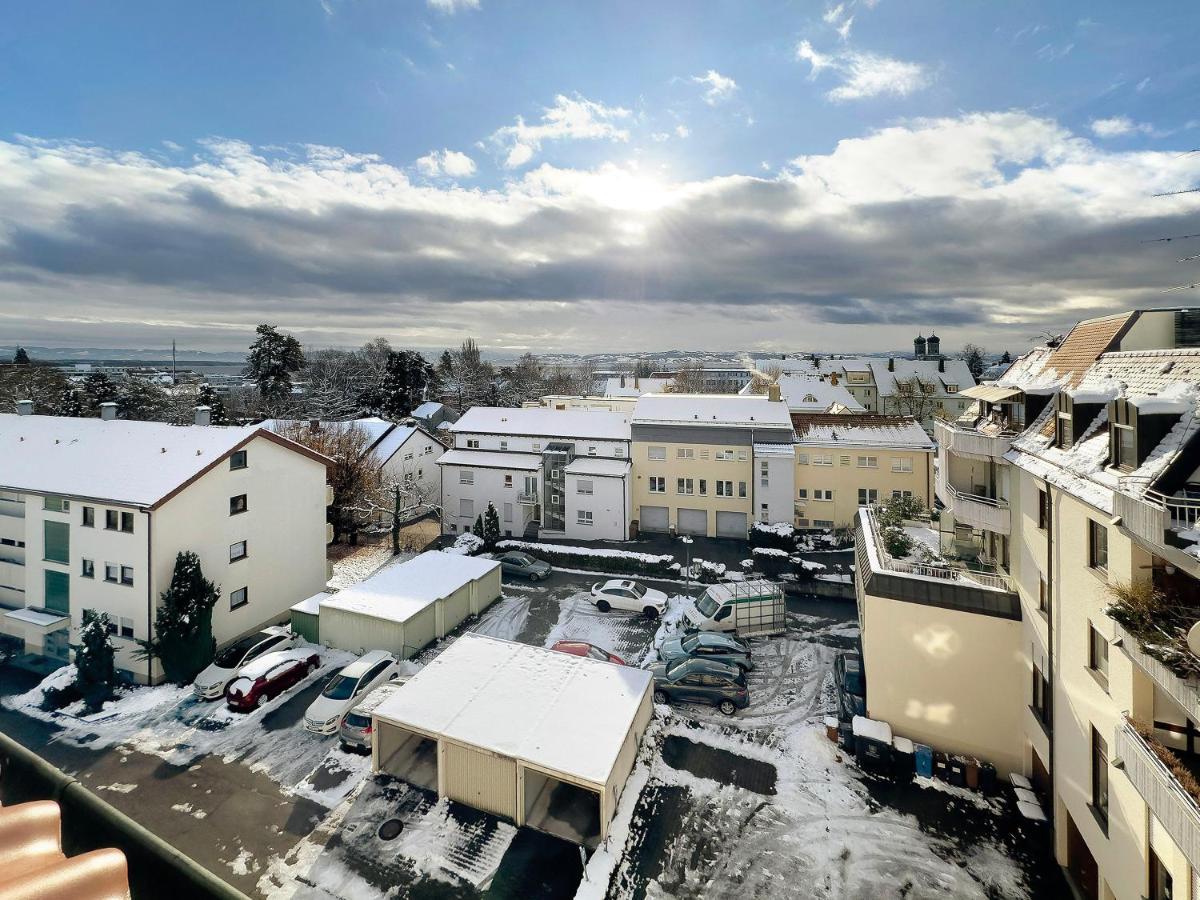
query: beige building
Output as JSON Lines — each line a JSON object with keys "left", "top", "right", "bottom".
{"left": 793, "top": 414, "right": 934, "bottom": 530}
{"left": 856, "top": 307, "right": 1200, "bottom": 900}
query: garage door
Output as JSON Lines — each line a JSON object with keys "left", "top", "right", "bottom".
{"left": 639, "top": 505, "right": 669, "bottom": 533}
{"left": 441, "top": 586, "right": 471, "bottom": 636}
{"left": 677, "top": 508, "right": 708, "bottom": 536}
{"left": 404, "top": 605, "right": 437, "bottom": 658}
{"left": 716, "top": 511, "right": 748, "bottom": 539}
{"left": 443, "top": 741, "right": 518, "bottom": 820}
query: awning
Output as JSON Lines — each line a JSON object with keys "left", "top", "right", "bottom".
{"left": 4, "top": 607, "right": 69, "bottom": 634}
{"left": 959, "top": 384, "right": 1022, "bottom": 403}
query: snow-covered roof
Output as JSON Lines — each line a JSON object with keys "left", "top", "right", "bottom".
{"left": 792, "top": 414, "right": 934, "bottom": 449}
{"left": 411, "top": 401, "right": 446, "bottom": 418}
{"left": 602, "top": 377, "right": 673, "bottom": 398}
{"left": 321, "top": 551, "right": 500, "bottom": 624}
{"left": 753, "top": 442, "right": 796, "bottom": 457}
{"left": 0, "top": 414, "right": 304, "bottom": 507}
{"left": 632, "top": 394, "right": 793, "bottom": 428}
{"left": 374, "top": 633, "right": 652, "bottom": 786}
{"left": 564, "top": 457, "right": 631, "bottom": 478}
{"left": 291, "top": 591, "right": 330, "bottom": 615}
{"left": 436, "top": 449, "right": 541, "bottom": 471}
{"left": 4, "top": 607, "right": 69, "bottom": 628}
{"left": 867, "top": 358, "right": 975, "bottom": 397}
{"left": 368, "top": 424, "right": 424, "bottom": 466}
{"left": 450, "top": 407, "right": 630, "bottom": 441}
{"left": 773, "top": 375, "right": 865, "bottom": 412}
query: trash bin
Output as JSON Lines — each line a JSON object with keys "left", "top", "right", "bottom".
{"left": 892, "top": 737, "right": 915, "bottom": 782}
{"left": 915, "top": 744, "right": 933, "bottom": 778}
{"left": 965, "top": 757, "right": 981, "bottom": 790}
{"left": 838, "top": 722, "right": 854, "bottom": 749}
{"left": 948, "top": 755, "right": 967, "bottom": 787}
{"left": 825, "top": 716, "right": 839, "bottom": 744}
{"left": 979, "top": 762, "right": 997, "bottom": 794}
{"left": 933, "top": 751, "right": 950, "bottom": 781}
{"left": 851, "top": 716, "right": 894, "bottom": 776}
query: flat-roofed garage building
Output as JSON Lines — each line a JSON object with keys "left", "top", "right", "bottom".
{"left": 371, "top": 633, "right": 653, "bottom": 847}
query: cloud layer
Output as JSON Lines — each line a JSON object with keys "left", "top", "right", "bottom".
{"left": 797, "top": 40, "right": 928, "bottom": 101}
{"left": 1, "top": 112, "right": 1198, "bottom": 353}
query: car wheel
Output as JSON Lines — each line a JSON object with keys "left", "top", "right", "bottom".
{"left": 530, "top": 573, "right": 541, "bottom": 582}
{"left": 596, "top": 599, "right": 611, "bottom": 612}
{"left": 643, "top": 606, "right": 660, "bottom": 619}
{"left": 718, "top": 699, "right": 736, "bottom": 716}
{"left": 339, "top": 741, "right": 350, "bottom": 752}
{"left": 653, "top": 690, "right": 669, "bottom": 705}
{"left": 250, "top": 694, "right": 261, "bottom": 710}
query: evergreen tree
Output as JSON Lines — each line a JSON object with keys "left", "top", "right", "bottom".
{"left": 483, "top": 502, "right": 501, "bottom": 549}
{"left": 82, "top": 371, "right": 119, "bottom": 413}
{"left": 74, "top": 609, "right": 117, "bottom": 711}
{"left": 474, "top": 513, "right": 484, "bottom": 536}
{"left": 12, "top": 347, "right": 30, "bottom": 365}
{"left": 246, "top": 324, "right": 305, "bottom": 408}
{"left": 197, "top": 382, "right": 229, "bottom": 425}
{"left": 365, "top": 350, "right": 435, "bottom": 419}
{"left": 1000, "top": 350, "right": 1012, "bottom": 364}
{"left": 116, "top": 378, "right": 170, "bottom": 421}
{"left": 137, "top": 552, "right": 221, "bottom": 684}
{"left": 56, "top": 387, "right": 85, "bottom": 417}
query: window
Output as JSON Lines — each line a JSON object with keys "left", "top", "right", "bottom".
{"left": 1091, "top": 726, "right": 1109, "bottom": 827}
{"left": 814, "top": 519, "right": 834, "bottom": 528}
{"left": 814, "top": 489, "right": 833, "bottom": 501}
{"left": 499, "top": 440, "right": 508, "bottom": 451}
{"left": 1038, "top": 578, "right": 1049, "bottom": 618}
{"left": 104, "top": 615, "right": 117, "bottom": 635}
{"left": 649, "top": 477, "right": 665, "bottom": 493}
{"left": 1088, "top": 520, "right": 1108, "bottom": 572}
{"left": 797, "top": 453, "right": 809, "bottom": 465}
{"left": 43, "top": 496, "right": 70, "bottom": 513}
{"left": 715, "top": 449, "right": 736, "bottom": 461}
{"left": 230, "top": 450, "right": 248, "bottom": 470}
{"left": 1032, "top": 662, "right": 1050, "bottom": 727}
{"left": 1037, "top": 489, "right": 1050, "bottom": 530}
{"left": 532, "top": 443, "right": 542, "bottom": 452}
{"left": 648, "top": 446, "right": 666, "bottom": 460}
{"left": 466, "top": 439, "right": 480, "bottom": 449}
{"left": 105, "top": 509, "right": 118, "bottom": 530}
{"left": 44, "top": 570, "right": 69, "bottom": 614}
{"left": 119, "top": 617, "right": 134, "bottom": 638}
{"left": 716, "top": 480, "right": 734, "bottom": 497}
{"left": 857, "top": 488, "right": 879, "bottom": 506}
{"left": 1113, "top": 423, "right": 1136, "bottom": 470}
{"left": 1055, "top": 409, "right": 1072, "bottom": 448}
{"left": 698, "top": 479, "right": 707, "bottom": 496}
{"left": 230, "top": 540, "right": 248, "bottom": 562}
{"left": 229, "top": 494, "right": 248, "bottom": 516}
{"left": 504, "top": 474, "right": 513, "bottom": 488}
{"left": 459, "top": 470, "right": 474, "bottom": 485}
{"left": 737, "top": 450, "right": 747, "bottom": 461}
{"left": 699, "top": 449, "right": 709, "bottom": 459}
{"left": 891, "top": 457, "right": 913, "bottom": 473}
{"left": 43, "top": 521, "right": 69, "bottom": 564}
{"left": 105, "top": 563, "right": 119, "bottom": 583}
{"left": 588, "top": 446, "right": 597, "bottom": 456}
{"left": 550, "top": 468, "right": 560, "bottom": 480}
{"left": 677, "top": 448, "right": 694, "bottom": 459}
{"left": 813, "top": 453, "right": 833, "bottom": 466}
{"left": 760, "top": 503, "right": 769, "bottom": 522}
{"left": 1088, "top": 623, "right": 1109, "bottom": 685}
{"left": 551, "top": 493, "right": 560, "bottom": 505}
{"left": 738, "top": 481, "right": 747, "bottom": 498}
{"left": 503, "top": 502, "right": 513, "bottom": 523}
{"left": 577, "top": 510, "right": 593, "bottom": 526}
{"left": 459, "top": 499, "right": 474, "bottom": 518}
{"left": 945, "top": 384, "right": 958, "bottom": 393}
{"left": 577, "top": 480, "right": 594, "bottom": 495}
{"left": 676, "top": 478, "right": 694, "bottom": 495}
{"left": 81, "top": 559, "right": 94, "bottom": 579}
{"left": 230, "top": 587, "right": 249, "bottom": 610}
{"left": 797, "top": 488, "right": 808, "bottom": 500}
{"left": 82, "top": 506, "right": 95, "bottom": 527}
{"left": 121, "top": 511, "right": 134, "bottom": 533}
{"left": 614, "top": 446, "right": 625, "bottom": 457}
{"left": 856, "top": 456, "right": 878, "bottom": 468}
{"left": 120, "top": 566, "right": 134, "bottom": 586}
{"left": 890, "top": 489, "right": 914, "bottom": 500}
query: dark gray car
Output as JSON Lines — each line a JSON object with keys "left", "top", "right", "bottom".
{"left": 497, "top": 551, "right": 552, "bottom": 581}
{"left": 658, "top": 630, "right": 753, "bottom": 672}
{"left": 648, "top": 657, "right": 750, "bottom": 716}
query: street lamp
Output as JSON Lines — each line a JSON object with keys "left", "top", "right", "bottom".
{"left": 680, "top": 535, "right": 693, "bottom": 588}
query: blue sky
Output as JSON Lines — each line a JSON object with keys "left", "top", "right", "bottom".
{"left": 1, "top": 0, "right": 1198, "bottom": 355}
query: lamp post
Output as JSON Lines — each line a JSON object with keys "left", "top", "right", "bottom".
{"left": 680, "top": 535, "right": 693, "bottom": 589}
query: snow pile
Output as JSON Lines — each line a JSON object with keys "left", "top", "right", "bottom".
{"left": 496, "top": 540, "right": 671, "bottom": 565}
{"left": 751, "top": 522, "right": 794, "bottom": 538}
{"left": 752, "top": 546, "right": 790, "bottom": 558}
{"left": 444, "top": 532, "right": 484, "bottom": 556}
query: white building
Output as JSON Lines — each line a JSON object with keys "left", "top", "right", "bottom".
{"left": 0, "top": 404, "right": 331, "bottom": 683}
{"left": 742, "top": 373, "right": 866, "bottom": 413}
{"left": 438, "top": 407, "right": 632, "bottom": 541}
{"left": 602, "top": 376, "right": 674, "bottom": 398}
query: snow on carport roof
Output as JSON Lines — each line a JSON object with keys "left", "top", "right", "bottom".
{"left": 374, "top": 633, "right": 653, "bottom": 786}
{"left": 321, "top": 550, "right": 499, "bottom": 624}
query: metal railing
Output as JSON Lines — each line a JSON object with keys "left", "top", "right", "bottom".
{"left": 934, "top": 419, "right": 1019, "bottom": 459}
{"left": 1113, "top": 621, "right": 1200, "bottom": 720}
{"left": 939, "top": 480, "right": 1012, "bottom": 535}
{"left": 861, "top": 508, "right": 1016, "bottom": 593}
{"left": 1115, "top": 476, "right": 1200, "bottom": 548}
{"left": 1115, "top": 718, "right": 1200, "bottom": 873}
{"left": 516, "top": 491, "right": 538, "bottom": 505}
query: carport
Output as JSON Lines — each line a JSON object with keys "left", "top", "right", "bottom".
{"left": 372, "top": 634, "right": 653, "bottom": 847}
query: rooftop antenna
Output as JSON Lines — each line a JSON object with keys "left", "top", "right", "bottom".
{"left": 171, "top": 340, "right": 177, "bottom": 385}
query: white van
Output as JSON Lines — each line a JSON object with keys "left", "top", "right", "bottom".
{"left": 683, "top": 579, "right": 786, "bottom": 637}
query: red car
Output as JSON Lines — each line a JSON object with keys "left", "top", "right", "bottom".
{"left": 550, "top": 640, "right": 626, "bottom": 666}
{"left": 225, "top": 649, "right": 320, "bottom": 712}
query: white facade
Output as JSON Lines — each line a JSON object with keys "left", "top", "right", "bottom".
{"left": 370, "top": 424, "right": 444, "bottom": 511}
{"left": 564, "top": 458, "right": 632, "bottom": 541}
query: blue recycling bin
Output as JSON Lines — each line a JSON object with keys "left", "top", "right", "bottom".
{"left": 915, "top": 743, "right": 933, "bottom": 778}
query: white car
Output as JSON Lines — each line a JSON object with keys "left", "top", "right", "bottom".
{"left": 304, "top": 650, "right": 402, "bottom": 735}
{"left": 589, "top": 579, "right": 668, "bottom": 617}
{"left": 193, "top": 626, "right": 299, "bottom": 700}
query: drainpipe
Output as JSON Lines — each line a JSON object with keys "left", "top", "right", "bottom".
{"left": 1046, "top": 484, "right": 1057, "bottom": 833}
{"left": 145, "top": 509, "right": 153, "bottom": 686}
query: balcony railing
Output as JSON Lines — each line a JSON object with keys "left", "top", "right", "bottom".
{"left": 860, "top": 508, "right": 1016, "bottom": 593}
{"left": 1115, "top": 718, "right": 1200, "bottom": 873}
{"left": 0, "top": 498, "right": 25, "bottom": 519}
{"left": 935, "top": 419, "right": 1018, "bottom": 460}
{"left": 938, "top": 479, "right": 1012, "bottom": 536}
{"left": 1115, "top": 478, "right": 1200, "bottom": 551}
{"left": 516, "top": 492, "right": 539, "bottom": 505}
{"left": 1114, "top": 621, "right": 1200, "bottom": 720}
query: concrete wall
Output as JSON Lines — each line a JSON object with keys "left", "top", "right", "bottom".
{"left": 754, "top": 453, "right": 795, "bottom": 527}
{"left": 379, "top": 430, "right": 443, "bottom": 510}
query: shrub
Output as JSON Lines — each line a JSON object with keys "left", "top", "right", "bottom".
{"left": 1106, "top": 580, "right": 1200, "bottom": 678}
{"left": 74, "top": 609, "right": 118, "bottom": 713}
{"left": 496, "top": 540, "right": 677, "bottom": 579}
{"left": 749, "top": 522, "right": 795, "bottom": 551}
{"left": 880, "top": 525, "right": 914, "bottom": 558}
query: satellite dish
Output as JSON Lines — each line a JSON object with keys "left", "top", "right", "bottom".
{"left": 1187, "top": 621, "right": 1200, "bottom": 658}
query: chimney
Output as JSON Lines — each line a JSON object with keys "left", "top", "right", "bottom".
{"left": 100, "top": 402, "right": 117, "bottom": 421}
{"left": 194, "top": 405, "right": 212, "bottom": 427}
{"left": 888, "top": 358, "right": 895, "bottom": 372}
{"left": 309, "top": 419, "right": 320, "bottom": 434}
{"left": 938, "top": 358, "right": 945, "bottom": 373}
{"left": 829, "top": 372, "right": 839, "bottom": 386}
{"left": 767, "top": 382, "right": 781, "bottom": 403}
{"left": 634, "top": 375, "right": 640, "bottom": 389}
{"left": 16, "top": 400, "right": 33, "bottom": 416}
{"left": 620, "top": 374, "right": 626, "bottom": 388}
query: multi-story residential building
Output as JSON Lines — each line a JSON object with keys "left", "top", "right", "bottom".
{"left": 855, "top": 306, "right": 1200, "bottom": 900}
{"left": 0, "top": 403, "right": 331, "bottom": 684}
{"left": 650, "top": 368, "right": 754, "bottom": 394}
{"left": 630, "top": 392, "right": 794, "bottom": 538}
{"left": 438, "top": 407, "right": 632, "bottom": 540}
{"left": 742, "top": 373, "right": 866, "bottom": 413}
{"left": 793, "top": 414, "right": 934, "bottom": 530}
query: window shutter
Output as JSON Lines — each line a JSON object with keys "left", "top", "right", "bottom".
{"left": 44, "top": 521, "right": 70, "bottom": 564}
{"left": 44, "top": 570, "right": 70, "bottom": 613}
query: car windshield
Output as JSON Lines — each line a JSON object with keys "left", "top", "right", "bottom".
{"left": 665, "top": 658, "right": 692, "bottom": 677}
{"left": 587, "top": 646, "right": 609, "bottom": 661}
{"left": 627, "top": 583, "right": 646, "bottom": 598}
{"left": 695, "top": 591, "right": 720, "bottom": 617}
{"left": 680, "top": 633, "right": 700, "bottom": 653}
{"left": 215, "top": 635, "right": 261, "bottom": 668}
{"left": 322, "top": 674, "right": 357, "bottom": 700}
{"left": 509, "top": 554, "right": 528, "bottom": 565}
{"left": 227, "top": 677, "right": 252, "bottom": 696}
{"left": 344, "top": 712, "right": 371, "bottom": 728}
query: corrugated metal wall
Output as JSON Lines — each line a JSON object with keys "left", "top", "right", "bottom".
{"left": 443, "top": 741, "right": 518, "bottom": 820}
{"left": 441, "top": 585, "right": 471, "bottom": 636}
{"left": 320, "top": 607, "right": 408, "bottom": 657}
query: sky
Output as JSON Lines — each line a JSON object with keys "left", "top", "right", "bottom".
{"left": 1, "top": 0, "right": 1199, "bottom": 358}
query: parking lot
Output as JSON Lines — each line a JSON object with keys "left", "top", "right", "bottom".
{"left": 0, "top": 556, "right": 1057, "bottom": 899}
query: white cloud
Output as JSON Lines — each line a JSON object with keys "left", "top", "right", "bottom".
{"left": 1090, "top": 117, "right": 1150, "bottom": 138}
{"left": 823, "top": 3, "right": 854, "bottom": 40}
{"left": 675, "top": 124, "right": 690, "bottom": 139}
{"left": 426, "top": 0, "right": 479, "bottom": 12}
{"left": 650, "top": 132, "right": 670, "bottom": 143}
{"left": 1036, "top": 42, "right": 1074, "bottom": 61}
{"left": 1136, "top": 77, "right": 1151, "bottom": 92}
{"left": 415, "top": 148, "right": 477, "bottom": 178}
{"left": 796, "top": 40, "right": 928, "bottom": 101}
{"left": 691, "top": 70, "right": 738, "bottom": 105}
{"left": 489, "top": 94, "right": 630, "bottom": 168}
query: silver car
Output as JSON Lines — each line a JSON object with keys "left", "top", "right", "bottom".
{"left": 338, "top": 679, "right": 409, "bottom": 753}
{"left": 304, "top": 650, "right": 401, "bottom": 735}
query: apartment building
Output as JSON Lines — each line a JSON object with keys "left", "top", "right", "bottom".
{"left": 793, "top": 414, "right": 934, "bottom": 530}
{"left": 650, "top": 368, "right": 754, "bottom": 394}
{"left": 438, "top": 407, "right": 632, "bottom": 540}
{"left": 602, "top": 376, "right": 673, "bottom": 398}
{"left": 0, "top": 403, "right": 331, "bottom": 683}
{"left": 855, "top": 307, "right": 1200, "bottom": 900}
{"left": 630, "top": 392, "right": 794, "bottom": 539}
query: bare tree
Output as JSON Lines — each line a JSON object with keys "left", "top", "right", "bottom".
{"left": 0, "top": 363, "right": 69, "bottom": 413}
{"left": 669, "top": 361, "right": 706, "bottom": 393}
{"left": 277, "top": 422, "right": 379, "bottom": 544}
{"left": 888, "top": 376, "right": 939, "bottom": 423}
{"left": 960, "top": 343, "right": 986, "bottom": 380}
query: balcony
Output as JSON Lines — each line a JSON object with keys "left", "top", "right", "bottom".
{"left": 938, "top": 479, "right": 1011, "bottom": 536}
{"left": 935, "top": 420, "right": 1017, "bottom": 461}
{"left": 517, "top": 492, "right": 539, "bottom": 506}
{"left": 1113, "top": 620, "right": 1200, "bottom": 721}
{"left": 1115, "top": 718, "right": 1200, "bottom": 872}
{"left": 1115, "top": 480, "right": 1200, "bottom": 559}
{"left": 0, "top": 497, "right": 25, "bottom": 519}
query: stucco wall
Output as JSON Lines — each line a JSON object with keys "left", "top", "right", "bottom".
{"left": 796, "top": 447, "right": 932, "bottom": 529}
{"left": 630, "top": 439, "right": 754, "bottom": 537}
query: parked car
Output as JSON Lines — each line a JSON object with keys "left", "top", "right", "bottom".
{"left": 193, "top": 625, "right": 299, "bottom": 700}
{"left": 550, "top": 640, "right": 627, "bottom": 665}
{"left": 497, "top": 551, "right": 553, "bottom": 581}
{"left": 834, "top": 651, "right": 867, "bottom": 721}
{"left": 338, "top": 679, "right": 409, "bottom": 753}
{"left": 305, "top": 650, "right": 402, "bottom": 735}
{"left": 658, "top": 630, "right": 753, "bottom": 672}
{"left": 647, "top": 657, "right": 749, "bottom": 716}
{"left": 589, "top": 579, "right": 668, "bottom": 617}
{"left": 225, "top": 649, "right": 320, "bottom": 712}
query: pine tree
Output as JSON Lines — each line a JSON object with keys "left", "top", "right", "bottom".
{"left": 74, "top": 609, "right": 117, "bottom": 711}
{"left": 197, "top": 383, "right": 229, "bottom": 425}
{"left": 246, "top": 324, "right": 305, "bottom": 408}
{"left": 137, "top": 552, "right": 220, "bottom": 684}
{"left": 483, "top": 502, "right": 501, "bottom": 549}
{"left": 82, "top": 371, "right": 118, "bottom": 413}
{"left": 474, "top": 513, "right": 484, "bottom": 536}
{"left": 1000, "top": 350, "right": 1012, "bottom": 364}
{"left": 56, "top": 387, "right": 85, "bottom": 417}
{"left": 12, "top": 347, "right": 30, "bottom": 365}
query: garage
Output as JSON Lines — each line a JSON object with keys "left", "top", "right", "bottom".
{"left": 676, "top": 507, "right": 707, "bottom": 536}
{"left": 639, "top": 505, "right": 669, "bottom": 533}
{"left": 716, "top": 510, "right": 748, "bottom": 539}
{"left": 317, "top": 551, "right": 501, "bottom": 659}
{"left": 373, "top": 633, "right": 653, "bottom": 847}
